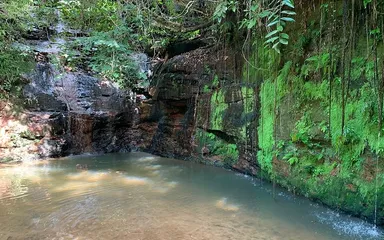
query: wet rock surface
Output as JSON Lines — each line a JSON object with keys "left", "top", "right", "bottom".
{"left": 133, "top": 47, "right": 259, "bottom": 176}
{"left": 1, "top": 57, "right": 136, "bottom": 162}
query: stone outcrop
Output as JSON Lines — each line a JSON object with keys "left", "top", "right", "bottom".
{"left": 132, "top": 45, "right": 384, "bottom": 226}
{"left": 134, "top": 47, "right": 259, "bottom": 175}
{"left": 0, "top": 59, "right": 137, "bottom": 162}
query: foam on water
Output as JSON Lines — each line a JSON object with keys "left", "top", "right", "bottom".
{"left": 144, "top": 164, "right": 162, "bottom": 170}
{"left": 137, "top": 156, "right": 159, "bottom": 163}
{"left": 120, "top": 176, "right": 151, "bottom": 186}
{"left": 67, "top": 171, "right": 112, "bottom": 182}
{"left": 152, "top": 181, "right": 179, "bottom": 194}
{"left": 215, "top": 197, "right": 240, "bottom": 212}
{"left": 314, "top": 209, "right": 383, "bottom": 239}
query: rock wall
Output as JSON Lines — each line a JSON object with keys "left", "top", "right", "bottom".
{"left": 134, "top": 41, "right": 384, "bottom": 226}
{"left": 135, "top": 47, "right": 259, "bottom": 174}
{"left": 0, "top": 60, "right": 137, "bottom": 162}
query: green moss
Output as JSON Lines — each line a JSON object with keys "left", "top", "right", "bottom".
{"left": 258, "top": 80, "right": 275, "bottom": 173}
{"left": 210, "top": 89, "right": 227, "bottom": 130}
{"left": 212, "top": 75, "right": 219, "bottom": 88}
{"left": 242, "top": 39, "right": 280, "bottom": 84}
{"left": 241, "top": 86, "right": 254, "bottom": 114}
{"left": 194, "top": 129, "right": 239, "bottom": 165}
{"left": 240, "top": 86, "right": 255, "bottom": 138}
{"left": 239, "top": 0, "right": 384, "bottom": 224}
{"left": 202, "top": 85, "right": 210, "bottom": 93}
{"left": 253, "top": 43, "right": 384, "bottom": 222}
{"left": 257, "top": 62, "right": 291, "bottom": 173}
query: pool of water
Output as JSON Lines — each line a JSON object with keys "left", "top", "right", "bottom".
{"left": 0, "top": 152, "right": 382, "bottom": 240}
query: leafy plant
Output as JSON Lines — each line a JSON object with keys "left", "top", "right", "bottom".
{"left": 213, "top": 0, "right": 238, "bottom": 23}
{"left": 283, "top": 147, "right": 299, "bottom": 166}
{"left": 59, "top": 0, "right": 120, "bottom": 31}
{"left": 0, "top": 46, "right": 34, "bottom": 98}
{"left": 263, "top": 0, "right": 296, "bottom": 53}
{"left": 65, "top": 26, "right": 145, "bottom": 88}
{"left": 301, "top": 53, "right": 330, "bottom": 78}
{"left": 291, "top": 112, "right": 314, "bottom": 146}
{"left": 363, "top": 0, "right": 373, "bottom": 8}
{"left": 213, "top": 0, "right": 296, "bottom": 53}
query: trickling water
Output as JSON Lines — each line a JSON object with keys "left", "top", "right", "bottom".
{"left": 375, "top": 150, "right": 379, "bottom": 227}
{"left": 374, "top": 133, "right": 381, "bottom": 227}
{"left": 0, "top": 152, "right": 382, "bottom": 240}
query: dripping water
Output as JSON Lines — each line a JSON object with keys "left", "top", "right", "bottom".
{"left": 374, "top": 132, "right": 380, "bottom": 227}
{"left": 374, "top": 153, "right": 378, "bottom": 227}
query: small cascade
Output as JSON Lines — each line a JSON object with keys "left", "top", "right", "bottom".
{"left": 69, "top": 113, "right": 93, "bottom": 154}
{"left": 131, "top": 91, "right": 141, "bottom": 129}
{"left": 18, "top": 7, "right": 137, "bottom": 158}
{"left": 54, "top": 9, "right": 66, "bottom": 35}
{"left": 148, "top": 102, "right": 165, "bottom": 154}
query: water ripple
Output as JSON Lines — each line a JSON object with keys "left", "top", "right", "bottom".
{"left": 314, "top": 209, "right": 383, "bottom": 239}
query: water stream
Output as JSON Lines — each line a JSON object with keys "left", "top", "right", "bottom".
{"left": 0, "top": 152, "right": 382, "bottom": 240}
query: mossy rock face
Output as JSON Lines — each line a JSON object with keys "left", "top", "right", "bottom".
{"left": 193, "top": 129, "right": 239, "bottom": 166}
{"left": 205, "top": 87, "right": 257, "bottom": 137}
{"left": 270, "top": 160, "right": 382, "bottom": 223}
{"left": 193, "top": 84, "right": 258, "bottom": 167}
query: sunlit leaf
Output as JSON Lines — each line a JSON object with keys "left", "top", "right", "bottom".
{"left": 281, "top": 17, "right": 295, "bottom": 22}
{"left": 265, "top": 36, "right": 279, "bottom": 44}
{"left": 265, "top": 29, "right": 279, "bottom": 38}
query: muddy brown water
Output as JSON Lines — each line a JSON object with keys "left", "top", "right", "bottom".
{"left": 0, "top": 152, "right": 382, "bottom": 240}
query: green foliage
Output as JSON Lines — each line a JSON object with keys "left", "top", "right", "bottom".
{"left": 212, "top": 75, "right": 219, "bottom": 88}
{"left": 301, "top": 53, "right": 330, "bottom": 78}
{"left": 283, "top": 147, "right": 299, "bottom": 166}
{"left": 213, "top": 0, "right": 296, "bottom": 53}
{"left": 291, "top": 112, "right": 314, "bottom": 146}
{"left": 0, "top": 46, "right": 34, "bottom": 98}
{"left": 224, "top": 143, "right": 240, "bottom": 165}
{"left": 213, "top": 0, "right": 238, "bottom": 23}
{"left": 0, "top": 0, "right": 57, "bottom": 98}
{"left": 210, "top": 89, "right": 227, "bottom": 130}
{"left": 312, "top": 162, "right": 336, "bottom": 177}
{"left": 363, "top": 0, "right": 373, "bottom": 8}
{"left": 241, "top": 86, "right": 255, "bottom": 114}
{"left": 195, "top": 129, "right": 239, "bottom": 165}
{"left": 289, "top": 76, "right": 329, "bottom": 110}
{"left": 0, "top": 0, "right": 32, "bottom": 42}
{"left": 263, "top": 0, "right": 296, "bottom": 53}
{"left": 0, "top": 0, "right": 59, "bottom": 42}
{"left": 257, "top": 61, "right": 291, "bottom": 173}
{"left": 59, "top": 0, "right": 119, "bottom": 31}
{"left": 33, "top": 1, "right": 59, "bottom": 29}
{"left": 64, "top": 26, "right": 145, "bottom": 88}
{"left": 202, "top": 85, "right": 211, "bottom": 93}
{"left": 258, "top": 80, "right": 276, "bottom": 173}
{"left": 240, "top": 86, "right": 255, "bottom": 138}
